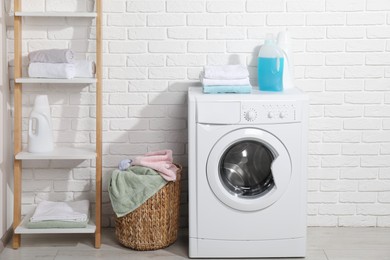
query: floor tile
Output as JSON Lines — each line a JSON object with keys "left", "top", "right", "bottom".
{"left": 308, "top": 227, "right": 390, "bottom": 250}
{"left": 0, "top": 247, "right": 58, "bottom": 260}
{"left": 325, "top": 249, "right": 390, "bottom": 260}
{"left": 1, "top": 228, "right": 390, "bottom": 260}
{"left": 55, "top": 249, "right": 184, "bottom": 260}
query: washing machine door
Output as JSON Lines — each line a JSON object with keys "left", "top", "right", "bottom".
{"left": 207, "top": 128, "right": 291, "bottom": 212}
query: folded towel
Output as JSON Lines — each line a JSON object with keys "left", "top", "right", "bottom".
{"left": 132, "top": 150, "right": 178, "bottom": 181}
{"left": 204, "top": 64, "right": 249, "bottom": 79}
{"left": 29, "top": 49, "right": 74, "bottom": 63}
{"left": 75, "top": 60, "right": 96, "bottom": 78}
{"left": 27, "top": 219, "right": 89, "bottom": 229}
{"left": 203, "top": 85, "right": 253, "bottom": 94}
{"left": 200, "top": 75, "right": 251, "bottom": 86}
{"left": 30, "top": 200, "right": 89, "bottom": 222}
{"left": 108, "top": 166, "right": 167, "bottom": 217}
{"left": 28, "top": 62, "right": 75, "bottom": 79}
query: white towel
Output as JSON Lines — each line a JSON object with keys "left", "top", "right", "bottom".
{"left": 75, "top": 60, "right": 96, "bottom": 78}
{"left": 28, "top": 49, "right": 75, "bottom": 63}
{"left": 200, "top": 75, "right": 251, "bottom": 86}
{"left": 28, "top": 62, "right": 75, "bottom": 79}
{"left": 30, "top": 200, "right": 89, "bottom": 222}
{"left": 203, "top": 65, "right": 249, "bottom": 79}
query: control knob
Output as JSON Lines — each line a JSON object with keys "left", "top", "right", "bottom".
{"left": 244, "top": 110, "right": 257, "bottom": 121}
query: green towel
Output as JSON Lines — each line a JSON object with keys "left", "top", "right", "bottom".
{"left": 27, "top": 219, "right": 89, "bottom": 229}
{"left": 108, "top": 166, "right": 167, "bottom": 217}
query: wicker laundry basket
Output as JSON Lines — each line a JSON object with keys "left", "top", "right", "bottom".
{"left": 115, "top": 164, "right": 182, "bottom": 251}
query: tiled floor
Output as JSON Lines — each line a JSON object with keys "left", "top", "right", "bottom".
{"left": 1, "top": 227, "right": 390, "bottom": 260}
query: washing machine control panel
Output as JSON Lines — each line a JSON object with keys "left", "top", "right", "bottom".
{"left": 242, "top": 102, "right": 299, "bottom": 123}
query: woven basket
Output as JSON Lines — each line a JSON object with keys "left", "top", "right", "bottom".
{"left": 115, "top": 164, "right": 182, "bottom": 251}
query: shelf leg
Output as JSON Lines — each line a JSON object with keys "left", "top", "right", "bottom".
{"left": 12, "top": 234, "right": 21, "bottom": 249}
{"left": 94, "top": 230, "right": 101, "bottom": 249}
{"left": 12, "top": 160, "right": 22, "bottom": 249}
{"left": 94, "top": 154, "right": 102, "bottom": 249}
{"left": 94, "top": 0, "right": 103, "bottom": 250}
{"left": 13, "top": 0, "right": 22, "bottom": 250}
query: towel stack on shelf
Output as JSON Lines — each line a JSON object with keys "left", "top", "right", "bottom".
{"left": 28, "top": 49, "right": 96, "bottom": 79}
{"left": 27, "top": 200, "right": 90, "bottom": 229}
{"left": 200, "top": 64, "right": 252, "bottom": 94}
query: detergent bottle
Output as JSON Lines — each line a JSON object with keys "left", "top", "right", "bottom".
{"left": 257, "top": 33, "right": 284, "bottom": 91}
{"left": 28, "top": 95, "right": 54, "bottom": 153}
{"left": 277, "top": 31, "right": 294, "bottom": 89}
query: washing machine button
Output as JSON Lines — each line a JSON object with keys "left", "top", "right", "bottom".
{"left": 279, "top": 111, "right": 287, "bottom": 118}
{"left": 267, "top": 111, "right": 276, "bottom": 119}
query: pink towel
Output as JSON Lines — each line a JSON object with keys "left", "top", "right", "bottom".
{"left": 132, "top": 150, "right": 178, "bottom": 181}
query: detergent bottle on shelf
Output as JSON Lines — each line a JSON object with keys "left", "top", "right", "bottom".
{"left": 277, "top": 30, "right": 294, "bottom": 90}
{"left": 257, "top": 33, "right": 284, "bottom": 92}
{"left": 28, "top": 95, "right": 54, "bottom": 153}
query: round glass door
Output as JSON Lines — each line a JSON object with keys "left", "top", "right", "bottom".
{"left": 207, "top": 128, "right": 291, "bottom": 212}
{"left": 219, "top": 140, "right": 275, "bottom": 198}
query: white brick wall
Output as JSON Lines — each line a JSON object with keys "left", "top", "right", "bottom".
{"left": 6, "top": 0, "right": 390, "bottom": 228}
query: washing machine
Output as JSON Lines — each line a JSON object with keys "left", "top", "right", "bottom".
{"left": 188, "top": 87, "right": 309, "bottom": 258}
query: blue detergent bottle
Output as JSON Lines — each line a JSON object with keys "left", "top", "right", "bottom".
{"left": 258, "top": 34, "right": 284, "bottom": 91}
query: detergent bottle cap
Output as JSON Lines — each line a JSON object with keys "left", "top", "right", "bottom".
{"left": 277, "top": 31, "right": 290, "bottom": 50}
{"left": 264, "top": 33, "right": 275, "bottom": 45}
{"left": 259, "top": 33, "right": 283, "bottom": 58}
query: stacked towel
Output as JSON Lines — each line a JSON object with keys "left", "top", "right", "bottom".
{"left": 200, "top": 64, "right": 252, "bottom": 94}
{"left": 29, "top": 49, "right": 74, "bottom": 63}
{"left": 28, "top": 49, "right": 95, "bottom": 79}
{"left": 74, "top": 60, "right": 96, "bottom": 78}
{"left": 28, "top": 63, "right": 76, "bottom": 79}
{"left": 27, "top": 200, "right": 90, "bottom": 229}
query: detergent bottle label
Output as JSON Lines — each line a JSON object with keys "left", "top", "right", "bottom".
{"left": 258, "top": 57, "right": 284, "bottom": 92}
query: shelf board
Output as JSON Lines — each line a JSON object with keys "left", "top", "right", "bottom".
{"left": 15, "top": 78, "right": 97, "bottom": 84}
{"left": 15, "top": 210, "right": 96, "bottom": 234}
{"left": 15, "top": 12, "right": 97, "bottom": 17}
{"left": 15, "top": 147, "right": 96, "bottom": 160}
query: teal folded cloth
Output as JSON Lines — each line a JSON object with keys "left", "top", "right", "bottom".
{"left": 108, "top": 166, "right": 167, "bottom": 217}
{"left": 27, "top": 219, "right": 89, "bottom": 229}
{"left": 27, "top": 206, "right": 90, "bottom": 229}
{"left": 203, "top": 85, "right": 252, "bottom": 94}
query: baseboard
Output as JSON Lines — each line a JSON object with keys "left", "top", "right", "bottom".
{"left": 0, "top": 227, "right": 13, "bottom": 253}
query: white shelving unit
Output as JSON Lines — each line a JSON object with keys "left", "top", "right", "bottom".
{"left": 15, "top": 147, "right": 96, "bottom": 160}
{"left": 12, "top": 0, "right": 102, "bottom": 249}
{"left": 15, "top": 210, "right": 96, "bottom": 235}
{"left": 15, "top": 78, "right": 97, "bottom": 84}
{"left": 15, "top": 12, "right": 97, "bottom": 17}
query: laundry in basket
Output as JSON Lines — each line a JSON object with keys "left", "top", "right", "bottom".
{"left": 108, "top": 149, "right": 182, "bottom": 250}
{"left": 108, "top": 166, "right": 167, "bottom": 217}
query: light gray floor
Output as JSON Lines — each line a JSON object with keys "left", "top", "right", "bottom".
{"left": 1, "top": 227, "right": 390, "bottom": 260}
